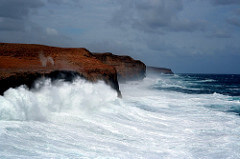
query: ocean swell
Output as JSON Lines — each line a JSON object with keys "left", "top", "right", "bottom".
{"left": 0, "top": 74, "right": 240, "bottom": 158}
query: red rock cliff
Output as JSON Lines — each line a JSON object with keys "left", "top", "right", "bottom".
{"left": 93, "top": 53, "right": 146, "bottom": 82}
{"left": 0, "top": 43, "right": 121, "bottom": 97}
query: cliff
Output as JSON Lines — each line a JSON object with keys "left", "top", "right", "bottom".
{"left": 93, "top": 53, "right": 146, "bottom": 82}
{"left": 0, "top": 43, "right": 121, "bottom": 97}
{"left": 147, "top": 66, "right": 174, "bottom": 74}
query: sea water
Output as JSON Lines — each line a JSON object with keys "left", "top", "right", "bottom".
{"left": 0, "top": 74, "right": 240, "bottom": 159}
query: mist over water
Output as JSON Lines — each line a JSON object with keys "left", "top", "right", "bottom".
{"left": 0, "top": 74, "right": 240, "bottom": 158}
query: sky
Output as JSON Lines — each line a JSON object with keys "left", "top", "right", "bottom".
{"left": 0, "top": 0, "right": 240, "bottom": 74}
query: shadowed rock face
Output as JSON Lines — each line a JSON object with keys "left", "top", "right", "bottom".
{"left": 0, "top": 70, "right": 83, "bottom": 96}
{"left": 93, "top": 53, "right": 146, "bottom": 82}
{"left": 147, "top": 66, "right": 174, "bottom": 74}
{"left": 0, "top": 43, "right": 121, "bottom": 97}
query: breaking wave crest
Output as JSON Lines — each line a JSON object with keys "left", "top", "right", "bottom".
{"left": 0, "top": 78, "right": 118, "bottom": 121}
{"left": 0, "top": 74, "right": 240, "bottom": 158}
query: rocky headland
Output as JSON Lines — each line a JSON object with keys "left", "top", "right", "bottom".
{"left": 0, "top": 43, "right": 123, "bottom": 96}
{"left": 0, "top": 43, "right": 148, "bottom": 97}
{"left": 0, "top": 43, "right": 173, "bottom": 97}
{"left": 147, "top": 66, "right": 173, "bottom": 75}
{"left": 93, "top": 53, "right": 146, "bottom": 82}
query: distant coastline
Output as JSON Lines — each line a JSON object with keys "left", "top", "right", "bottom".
{"left": 147, "top": 66, "right": 174, "bottom": 74}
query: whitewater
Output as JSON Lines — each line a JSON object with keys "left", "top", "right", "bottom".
{"left": 0, "top": 74, "right": 240, "bottom": 159}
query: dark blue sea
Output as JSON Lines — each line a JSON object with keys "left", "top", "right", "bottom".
{"left": 0, "top": 73, "right": 240, "bottom": 158}
{"left": 153, "top": 74, "right": 240, "bottom": 115}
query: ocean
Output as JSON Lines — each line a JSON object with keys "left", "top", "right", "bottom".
{"left": 0, "top": 73, "right": 240, "bottom": 159}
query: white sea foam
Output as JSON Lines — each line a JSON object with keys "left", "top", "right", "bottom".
{"left": 0, "top": 78, "right": 117, "bottom": 121}
{"left": 0, "top": 76, "right": 240, "bottom": 159}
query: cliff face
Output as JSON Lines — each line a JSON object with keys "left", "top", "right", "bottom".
{"left": 0, "top": 43, "right": 121, "bottom": 97}
{"left": 147, "top": 66, "right": 173, "bottom": 74}
{"left": 93, "top": 53, "right": 146, "bottom": 82}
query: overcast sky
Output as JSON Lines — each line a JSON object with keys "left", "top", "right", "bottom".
{"left": 0, "top": 0, "right": 240, "bottom": 73}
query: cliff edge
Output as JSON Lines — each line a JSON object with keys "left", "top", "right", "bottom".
{"left": 93, "top": 53, "right": 146, "bottom": 82}
{"left": 0, "top": 43, "right": 121, "bottom": 97}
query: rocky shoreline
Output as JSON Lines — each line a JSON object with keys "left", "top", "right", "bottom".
{"left": 0, "top": 43, "right": 172, "bottom": 97}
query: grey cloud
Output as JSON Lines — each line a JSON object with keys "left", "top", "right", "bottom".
{"left": 111, "top": 0, "right": 205, "bottom": 33}
{"left": 227, "top": 17, "right": 240, "bottom": 27}
{"left": 207, "top": 30, "right": 232, "bottom": 38}
{"left": 145, "top": 36, "right": 176, "bottom": 53}
{"left": 0, "top": 0, "right": 72, "bottom": 46}
{"left": 0, "top": 0, "right": 44, "bottom": 31}
{"left": 0, "top": 0, "right": 44, "bottom": 19}
{"left": 0, "top": 17, "right": 25, "bottom": 31}
{"left": 84, "top": 39, "right": 134, "bottom": 56}
{"left": 167, "top": 20, "right": 206, "bottom": 32}
{"left": 47, "top": 0, "right": 83, "bottom": 8}
{"left": 236, "top": 8, "right": 240, "bottom": 15}
{"left": 211, "top": 0, "right": 240, "bottom": 5}
{"left": 0, "top": 21, "right": 73, "bottom": 47}
{"left": 225, "top": 8, "right": 240, "bottom": 27}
